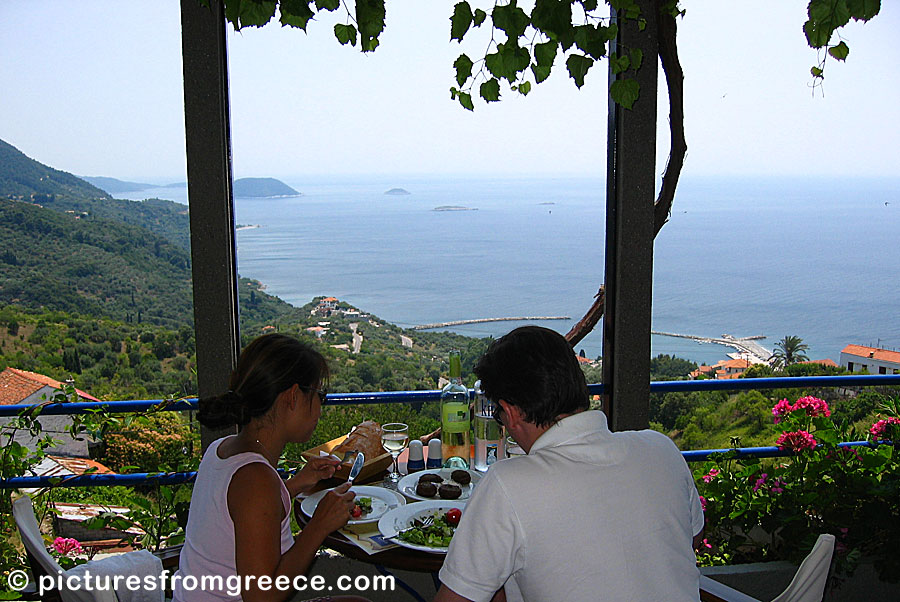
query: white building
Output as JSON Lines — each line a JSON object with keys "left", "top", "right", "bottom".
{"left": 840, "top": 345, "right": 900, "bottom": 375}
{"left": 0, "top": 368, "right": 101, "bottom": 457}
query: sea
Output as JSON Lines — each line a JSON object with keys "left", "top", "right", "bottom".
{"left": 117, "top": 174, "right": 900, "bottom": 367}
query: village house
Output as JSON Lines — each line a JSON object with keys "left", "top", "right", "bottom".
{"left": 314, "top": 296, "right": 339, "bottom": 316}
{"left": 840, "top": 344, "right": 900, "bottom": 374}
{"left": 690, "top": 358, "right": 751, "bottom": 380}
{"left": 0, "top": 367, "right": 101, "bottom": 457}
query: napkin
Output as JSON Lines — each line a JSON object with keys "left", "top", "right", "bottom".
{"left": 337, "top": 525, "right": 399, "bottom": 555}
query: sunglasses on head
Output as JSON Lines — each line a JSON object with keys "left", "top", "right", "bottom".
{"left": 300, "top": 385, "right": 328, "bottom": 404}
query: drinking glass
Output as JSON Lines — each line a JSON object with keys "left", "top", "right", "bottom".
{"left": 506, "top": 435, "right": 526, "bottom": 458}
{"left": 381, "top": 423, "right": 409, "bottom": 486}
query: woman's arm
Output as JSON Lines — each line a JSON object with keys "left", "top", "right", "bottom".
{"left": 285, "top": 455, "right": 341, "bottom": 498}
{"left": 228, "top": 463, "right": 355, "bottom": 602}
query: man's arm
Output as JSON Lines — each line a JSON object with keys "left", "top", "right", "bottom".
{"left": 433, "top": 585, "right": 472, "bottom": 602}
{"left": 434, "top": 585, "right": 506, "bottom": 602}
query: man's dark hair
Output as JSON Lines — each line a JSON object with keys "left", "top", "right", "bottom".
{"left": 474, "top": 326, "right": 590, "bottom": 427}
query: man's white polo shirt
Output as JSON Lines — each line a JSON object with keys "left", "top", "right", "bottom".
{"left": 439, "top": 410, "right": 704, "bottom": 602}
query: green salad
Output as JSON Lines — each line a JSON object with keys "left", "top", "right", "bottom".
{"left": 398, "top": 509, "right": 460, "bottom": 548}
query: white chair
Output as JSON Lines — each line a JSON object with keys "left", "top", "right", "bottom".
{"left": 700, "top": 533, "right": 836, "bottom": 602}
{"left": 13, "top": 496, "right": 164, "bottom": 602}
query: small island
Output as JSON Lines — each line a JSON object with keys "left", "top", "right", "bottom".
{"left": 385, "top": 188, "right": 411, "bottom": 195}
{"left": 233, "top": 177, "right": 300, "bottom": 198}
{"left": 433, "top": 205, "right": 477, "bottom": 212}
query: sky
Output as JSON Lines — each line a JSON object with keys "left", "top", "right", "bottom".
{"left": 1, "top": 1, "right": 898, "bottom": 181}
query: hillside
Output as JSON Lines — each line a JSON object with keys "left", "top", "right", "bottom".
{"left": 0, "top": 138, "right": 190, "bottom": 250}
{"left": 0, "top": 139, "right": 110, "bottom": 201}
{"left": 0, "top": 198, "right": 192, "bottom": 327}
{"left": 233, "top": 177, "right": 299, "bottom": 197}
{"left": 81, "top": 176, "right": 159, "bottom": 194}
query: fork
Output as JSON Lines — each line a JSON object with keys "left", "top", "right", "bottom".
{"left": 390, "top": 515, "right": 435, "bottom": 538}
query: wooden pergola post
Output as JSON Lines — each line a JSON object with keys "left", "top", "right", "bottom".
{"left": 180, "top": 0, "right": 241, "bottom": 449}
{"left": 602, "top": 0, "right": 659, "bottom": 431}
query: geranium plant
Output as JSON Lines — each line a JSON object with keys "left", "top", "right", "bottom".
{"left": 695, "top": 395, "right": 899, "bottom": 584}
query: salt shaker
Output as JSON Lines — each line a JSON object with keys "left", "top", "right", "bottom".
{"left": 407, "top": 439, "right": 425, "bottom": 473}
{"left": 426, "top": 438, "right": 443, "bottom": 469}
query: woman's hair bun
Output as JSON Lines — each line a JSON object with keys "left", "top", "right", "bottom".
{"left": 198, "top": 390, "right": 250, "bottom": 430}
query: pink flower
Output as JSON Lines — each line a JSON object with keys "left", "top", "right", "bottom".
{"left": 792, "top": 396, "right": 831, "bottom": 418}
{"left": 52, "top": 537, "right": 83, "bottom": 556}
{"left": 752, "top": 473, "right": 768, "bottom": 493}
{"left": 702, "top": 468, "right": 720, "bottom": 483}
{"left": 699, "top": 495, "right": 707, "bottom": 511}
{"left": 770, "top": 478, "right": 785, "bottom": 494}
{"left": 702, "top": 538, "right": 713, "bottom": 549}
{"left": 869, "top": 417, "right": 900, "bottom": 442}
{"left": 772, "top": 399, "right": 794, "bottom": 424}
{"left": 776, "top": 430, "right": 817, "bottom": 452}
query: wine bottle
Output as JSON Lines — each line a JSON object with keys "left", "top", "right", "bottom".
{"left": 441, "top": 350, "right": 470, "bottom": 469}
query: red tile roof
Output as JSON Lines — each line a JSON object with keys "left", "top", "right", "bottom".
{"left": 841, "top": 345, "right": 900, "bottom": 364}
{"left": 47, "top": 455, "right": 113, "bottom": 475}
{"left": 800, "top": 359, "right": 838, "bottom": 367}
{"left": 721, "top": 358, "right": 751, "bottom": 369}
{"left": 0, "top": 368, "right": 101, "bottom": 406}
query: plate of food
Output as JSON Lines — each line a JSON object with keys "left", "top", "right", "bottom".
{"left": 378, "top": 500, "right": 466, "bottom": 554}
{"left": 396, "top": 468, "right": 482, "bottom": 502}
{"left": 300, "top": 485, "right": 405, "bottom": 526}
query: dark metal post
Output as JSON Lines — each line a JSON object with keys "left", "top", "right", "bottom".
{"left": 180, "top": 0, "right": 240, "bottom": 448}
{"left": 602, "top": 0, "right": 658, "bottom": 431}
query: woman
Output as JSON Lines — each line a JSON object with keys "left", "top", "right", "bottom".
{"left": 174, "top": 333, "right": 369, "bottom": 602}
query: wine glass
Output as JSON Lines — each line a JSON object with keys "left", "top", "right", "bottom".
{"left": 381, "top": 423, "right": 409, "bottom": 486}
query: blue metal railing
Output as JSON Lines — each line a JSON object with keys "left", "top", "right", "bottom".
{"left": 2, "top": 374, "right": 898, "bottom": 489}
{"left": 2, "top": 374, "right": 897, "bottom": 418}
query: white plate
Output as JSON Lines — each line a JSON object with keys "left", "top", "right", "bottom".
{"left": 397, "top": 468, "right": 482, "bottom": 502}
{"left": 300, "top": 485, "right": 405, "bottom": 525}
{"left": 378, "top": 500, "right": 466, "bottom": 554}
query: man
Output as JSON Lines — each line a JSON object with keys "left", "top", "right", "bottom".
{"left": 435, "top": 326, "right": 704, "bottom": 602}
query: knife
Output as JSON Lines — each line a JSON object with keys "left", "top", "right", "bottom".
{"left": 347, "top": 451, "right": 365, "bottom": 484}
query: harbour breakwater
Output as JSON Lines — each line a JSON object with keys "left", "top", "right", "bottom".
{"left": 412, "top": 316, "right": 570, "bottom": 330}
{"left": 652, "top": 331, "right": 772, "bottom": 363}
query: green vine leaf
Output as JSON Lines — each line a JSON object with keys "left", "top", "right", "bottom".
{"left": 315, "top": 0, "right": 340, "bottom": 10}
{"left": 610, "top": 77, "right": 640, "bottom": 109}
{"left": 566, "top": 54, "right": 594, "bottom": 88}
{"left": 473, "top": 8, "right": 487, "bottom": 27}
{"left": 458, "top": 91, "right": 475, "bottom": 111}
{"left": 492, "top": 1, "right": 531, "bottom": 40}
{"left": 355, "top": 0, "right": 386, "bottom": 53}
{"left": 847, "top": 0, "right": 880, "bottom": 20}
{"left": 454, "top": 54, "right": 474, "bottom": 87}
{"left": 610, "top": 53, "right": 630, "bottom": 75}
{"left": 805, "top": 0, "right": 851, "bottom": 48}
{"left": 573, "top": 24, "right": 607, "bottom": 60}
{"left": 280, "top": 0, "right": 315, "bottom": 29}
{"left": 532, "top": 0, "right": 573, "bottom": 40}
{"left": 238, "top": 0, "right": 278, "bottom": 28}
{"left": 335, "top": 23, "right": 358, "bottom": 46}
{"left": 485, "top": 42, "right": 531, "bottom": 84}
{"left": 828, "top": 41, "right": 850, "bottom": 60}
{"left": 629, "top": 48, "right": 643, "bottom": 70}
{"left": 517, "top": 80, "right": 532, "bottom": 96}
{"left": 532, "top": 40, "right": 558, "bottom": 84}
{"left": 480, "top": 78, "right": 502, "bottom": 102}
{"left": 451, "top": 2, "right": 473, "bottom": 42}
